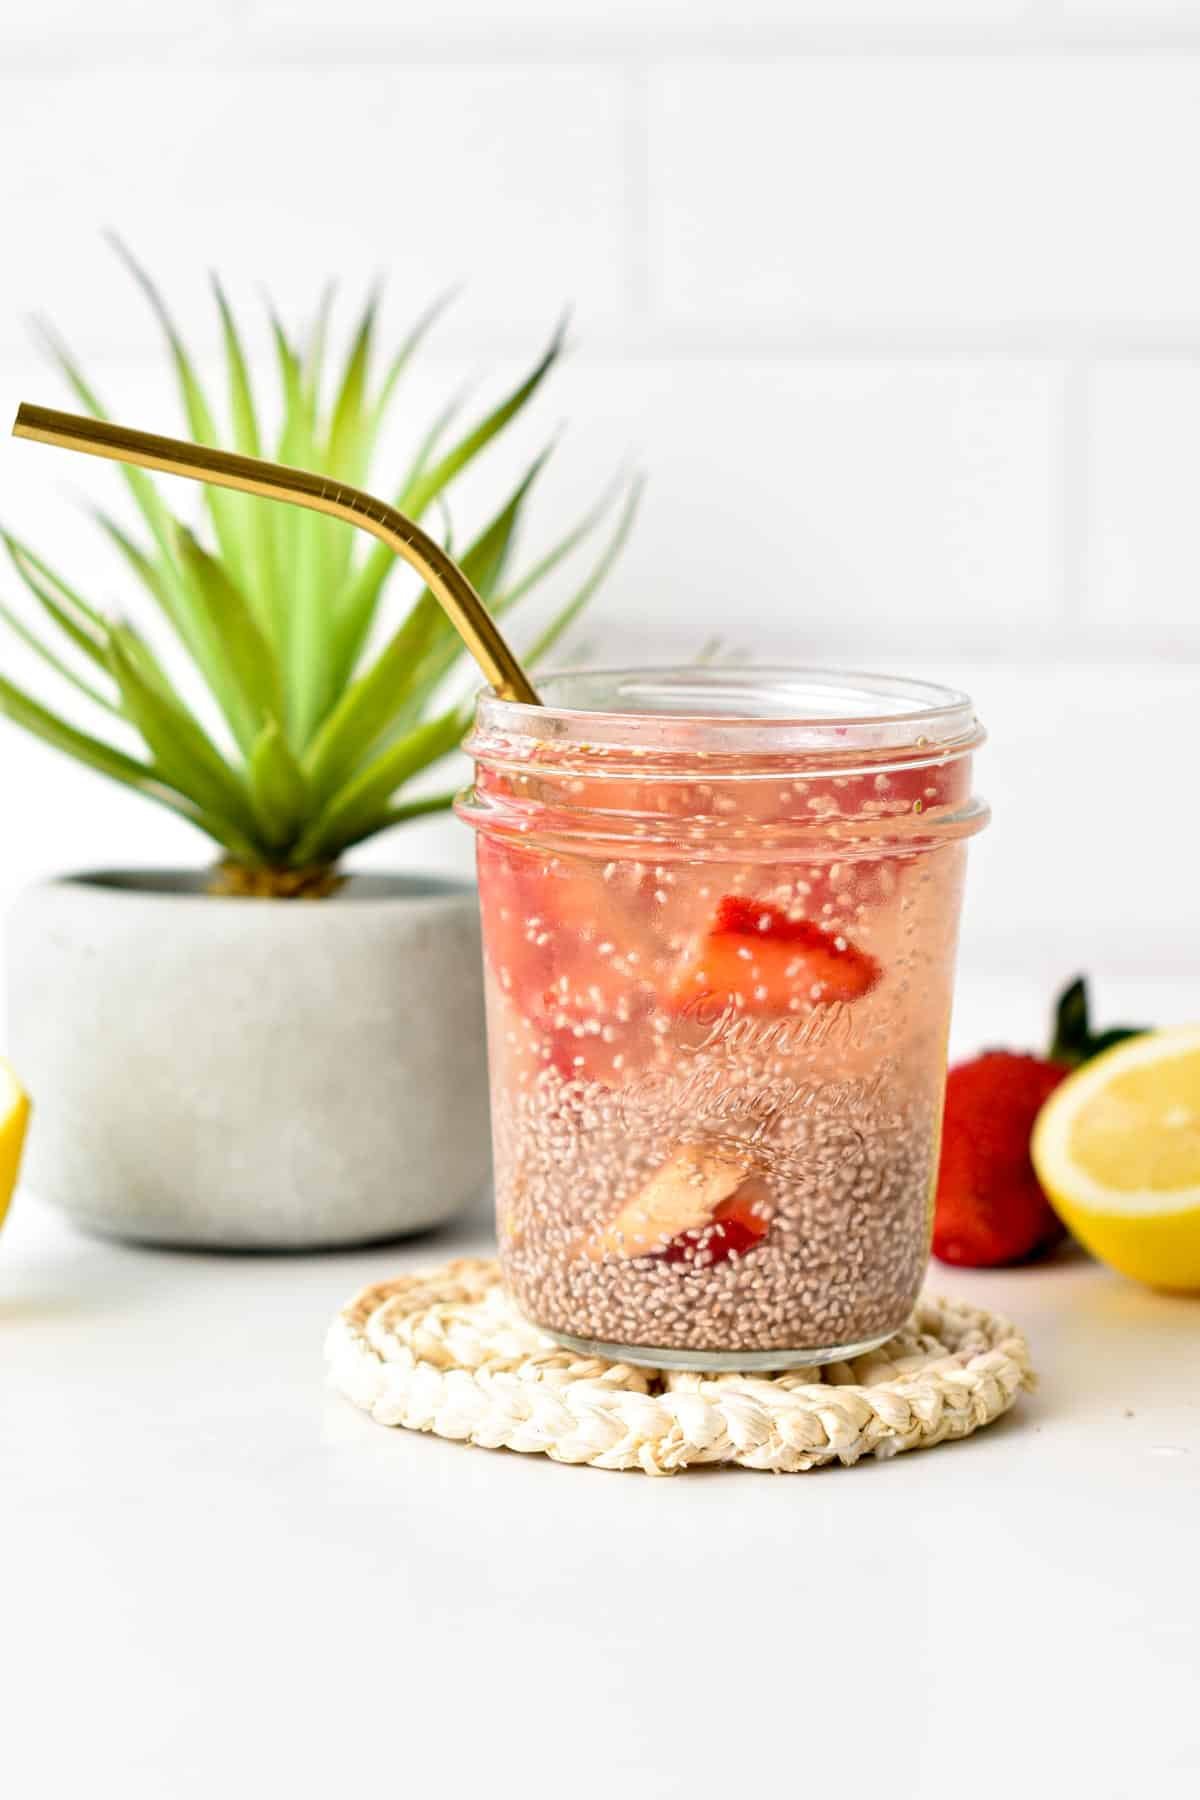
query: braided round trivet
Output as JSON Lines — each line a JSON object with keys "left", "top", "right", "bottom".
{"left": 325, "top": 1258, "right": 1035, "bottom": 1476}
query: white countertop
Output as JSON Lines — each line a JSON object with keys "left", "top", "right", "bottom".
{"left": 3, "top": 969, "right": 1198, "bottom": 1799}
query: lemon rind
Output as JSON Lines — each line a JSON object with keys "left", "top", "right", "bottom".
{"left": 0, "top": 1058, "right": 24, "bottom": 1118}
{"left": 1032, "top": 1025, "right": 1200, "bottom": 1219}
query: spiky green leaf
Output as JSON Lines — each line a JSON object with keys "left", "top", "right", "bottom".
{"left": 88, "top": 513, "right": 183, "bottom": 683}
{"left": 271, "top": 311, "right": 309, "bottom": 456}
{"left": 211, "top": 276, "right": 283, "bottom": 641}
{"left": 171, "top": 527, "right": 283, "bottom": 756}
{"left": 302, "top": 281, "right": 337, "bottom": 418}
{"left": 324, "top": 386, "right": 467, "bottom": 686}
{"left": 3, "top": 532, "right": 110, "bottom": 672}
{"left": 248, "top": 719, "right": 310, "bottom": 850}
{"left": 491, "top": 473, "right": 624, "bottom": 614}
{"left": 307, "top": 446, "right": 549, "bottom": 770}
{"left": 294, "top": 707, "right": 465, "bottom": 865}
{"left": 332, "top": 324, "right": 566, "bottom": 670}
{"left": 106, "top": 625, "right": 256, "bottom": 834}
{"left": 302, "top": 594, "right": 441, "bottom": 807}
{"left": 32, "top": 324, "right": 266, "bottom": 718}
{"left": 268, "top": 306, "right": 351, "bottom": 738}
{"left": 387, "top": 471, "right": 628, "bottom": 726}
{"left": 524, "top": 474, "right": 643, "bottom": 667}
{"left": 0, "top": 670, "right": 259, "bottom": 859}
{"left": 92, "top": 509, "right": 262, "bottom": 732}
{"left": 318, "top": 287, "right": 379, "bottom": 600}
{"left": 32, "top": 320, "right": 185, "bottom": 569}
{"left": 0, "top": 595, "right": 119, "bottom": 715}
{"left": 367, "top": 285, "right": 457, "bottom": 440}
{"left": 211, "top": 277, "right": 261, "bottom": 458}
{"left": 326, "top": 285, "right": 378, "bottom": 482}
{"left": 401, "top": 320, "right": 566, "bottom": 519}
{"left": 109, "top": 235, "right": 251, "bottom": 593}
{"left": 313, "top": 785, "right": 460, "bottom": 857}
{"left": 400, "top": 387, "right": 468, "bottom": 499}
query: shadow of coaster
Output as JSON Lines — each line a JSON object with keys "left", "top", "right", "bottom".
{"left": 326, "top": 1257, "right": 1035, "bottom": 1476}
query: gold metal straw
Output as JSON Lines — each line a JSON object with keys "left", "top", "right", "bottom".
{"left": 11, "top": 402, "right": 541, "bottom": 706}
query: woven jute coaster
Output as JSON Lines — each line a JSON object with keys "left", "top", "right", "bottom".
{"left": 325, "top": 1257, "right": 1035, "bottom": 1476}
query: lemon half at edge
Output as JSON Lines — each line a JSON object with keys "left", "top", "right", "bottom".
{"left": 0, "top": 1058, "right": 30, "bottom": 1231}
{"left": 1032, "top": 1025, "right": 1200, "bottom": 1292}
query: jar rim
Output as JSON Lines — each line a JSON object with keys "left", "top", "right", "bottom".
{"left": 462, "top": 664, "right": 988, "bottom": 859}
{"left": 474, "top": 664, "right": 982, "bottom": 758}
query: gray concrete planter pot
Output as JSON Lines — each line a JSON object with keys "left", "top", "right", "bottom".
{"left": 5, "top": 870, "right": 490, "bottom": 1249}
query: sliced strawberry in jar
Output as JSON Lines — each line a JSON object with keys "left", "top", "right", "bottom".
{"left": 478, "top": 842, "right": 609, "bottom": 1016}
{"left": 545, "top": 985, "right": 655, "bottom": 1084}
{"left": 667, "top": 895, "right": 880, "bottom": 1015}
{"left": 538, "top": 858, "right": 661, "bottom": 1082}
{"left": 476, "top": 838, "right": 551, "bottom": 1018}
{"left": 479, "top": 840, "right": 660, "bottom": 1083}
{"left": 659, "top": 1179, "right": 771, "bottom": 1265}
{"left": 582, "top": 1143, "right": 753, "bottom": 1260}
{"left": 582, "top": 1145, "right": 772, "bottom": 1265}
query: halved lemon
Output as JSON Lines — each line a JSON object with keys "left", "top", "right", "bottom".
{"left": 1031, "top": 1025, "right": 1200, "bottom": 1291}
{"left": 0, "top": 1058, "right": 30, "bottom": 1232}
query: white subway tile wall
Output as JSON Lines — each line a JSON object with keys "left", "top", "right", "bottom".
{"left": 0, "top": 0, "right": 1196, "bottom": 975}
{"left": 1086, "top": 362, "right": 1200, "bottom": 648}
{"left": 652, "top": 56, "right": 1200, "bottom": 328}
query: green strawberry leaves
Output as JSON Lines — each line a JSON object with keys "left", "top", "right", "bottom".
{"left": 1049, "top": 977, "right": 1146, "bottom": 1068}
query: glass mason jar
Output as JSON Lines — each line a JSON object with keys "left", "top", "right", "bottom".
{"left": 457, "top": 668, "right": 988, "bottom": 1371}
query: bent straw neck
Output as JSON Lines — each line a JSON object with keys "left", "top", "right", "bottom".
{"left": 11, "top": 402, "right": 541, "bottom": 707}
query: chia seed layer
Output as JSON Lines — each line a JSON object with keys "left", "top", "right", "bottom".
{"left": 494, "top": 1051, "right": 937, "bottom": 1357}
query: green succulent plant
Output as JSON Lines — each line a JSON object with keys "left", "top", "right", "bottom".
{"left": 0, "top": 242, "right": 639, "bottom": 896}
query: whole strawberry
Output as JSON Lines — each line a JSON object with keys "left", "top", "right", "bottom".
{"left": 932, "top": 978, "right": 1146, "bottom": 1269}
{"left": 933, "top": 1053, "right": 1069, "bottom": 1266}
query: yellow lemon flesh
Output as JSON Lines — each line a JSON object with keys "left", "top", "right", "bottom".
{"left": 0, "top": 1059, "right": 30, "bottom": 1233}
{"left": 1031, "top": 1026, "right": 1200, "bottom": 1291}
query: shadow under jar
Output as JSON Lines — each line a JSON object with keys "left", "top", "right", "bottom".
{"left": 457, "top": 668, "right": 988, "bottom": 1371}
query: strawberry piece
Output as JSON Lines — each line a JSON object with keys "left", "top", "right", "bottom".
{"left": 478, "top": 841, "right": 657, "bottom": 1081}
{"left": 667, "top": 896, "right": 880, "bottom": 1015}
{"left": 544, "top": 987, "right": 653, "bottom": 1086}
{"left": 582, "top": 1144, "right": 755, "bottom": 1261}
{"left": 933, "top": 1052, "right": 1070, "bottom": 1267}
{"left": 660, "top": 1181, "right": 771, "bottom": 1265}
{"left": 476, "top": 838, "right": 551, "bottom": 1020}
